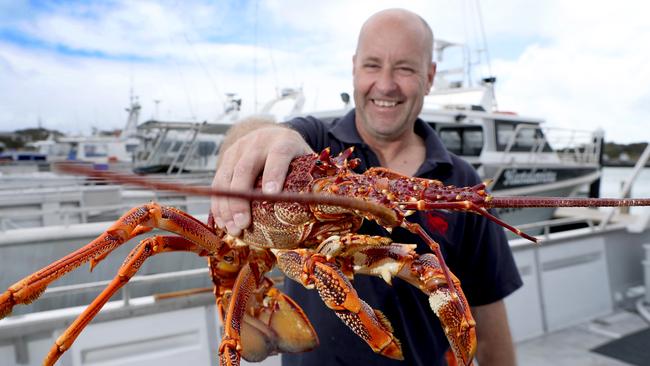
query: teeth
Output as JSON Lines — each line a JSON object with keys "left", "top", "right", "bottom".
{"left": 373, "top": 99, "right": 398, "bottom": 107}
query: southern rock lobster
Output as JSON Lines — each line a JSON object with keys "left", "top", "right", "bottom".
{"left": 2, "top": 147, "right": 650, "bottom": 366}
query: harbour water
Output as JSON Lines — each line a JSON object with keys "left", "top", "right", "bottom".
{"left": 600, "top": 167, "right": 650, "bottom": 213}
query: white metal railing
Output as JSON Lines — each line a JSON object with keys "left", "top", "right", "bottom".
{"left": 2, "top": 266, "right": 284, "bottom": 322}
{"left": 513, "top": 216, "right": 598, "bottom": 242}
{"left": 0, "top": 267, "right": 217, "bottom": 345}
{"left": 41, "top": 267, "right": 210, "bottom": 306}
{"left": 500, "top": 124, "right": 602, "bottom": 166}
{"left": 600, "top": 143, "right": 650, "bottom": 228}
{"left": 0, "top": 173, "right": 213, "bottom": 191}
{"left": 542, "top": 126, "right": 603, "bottom": 165}
{"left": 0, "top": 197, "right": 211, "bottom": 231}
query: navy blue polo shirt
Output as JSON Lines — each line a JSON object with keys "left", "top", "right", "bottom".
{"left": 282, "top": 110, "right": 522, "bottom": 366}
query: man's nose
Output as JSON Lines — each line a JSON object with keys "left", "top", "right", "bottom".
{"left": 375, "top": 69, "right": 398, "bottom": 94}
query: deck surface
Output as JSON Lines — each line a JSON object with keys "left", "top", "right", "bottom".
{"left": 516, "top": 310, "right": 649, "bottom": 366}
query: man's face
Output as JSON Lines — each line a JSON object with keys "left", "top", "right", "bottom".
{"left": 353, "top": 20, "right": 435, "bottom": 141}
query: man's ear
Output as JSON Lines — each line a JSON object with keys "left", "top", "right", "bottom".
{"left": 352, "top": 54, "right": 357, "bottom": 76}
{"left": 427, "top": 62, "right": 437, "bottom": 93}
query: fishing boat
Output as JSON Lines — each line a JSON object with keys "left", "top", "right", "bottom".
{"left": 28, "top": 96, "right": 142, "bottom": 170}
{"left": 132, "top": 88, "right": 304, "bottom": 175}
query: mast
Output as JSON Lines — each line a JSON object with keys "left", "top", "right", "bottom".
{"left": 122, "top": 92, "right": 141, "bottom": 140}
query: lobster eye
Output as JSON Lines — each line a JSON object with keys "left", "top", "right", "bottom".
{"left": 315, "top": 160, "right": 323, "bottom": 166}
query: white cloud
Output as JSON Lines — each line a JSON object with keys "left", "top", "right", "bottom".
{"left": 0, "top": 0, "right": 649, "bottom": 144}
{"left": 492, "top": 0, "right": 650, "bottom": 143}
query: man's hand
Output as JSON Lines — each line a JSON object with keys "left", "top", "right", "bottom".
{"left": 211, "top": 123, "right": 312, "bottom": 237}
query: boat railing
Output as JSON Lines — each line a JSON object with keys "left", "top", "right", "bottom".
{"left": 167, "top": 122, "right": 204, "bottom": 175}
{"left": 0, "top": 213, "right": 614, "bottom": 332}
{"left": 515, "top": 216, "right": 598, "bottom": 242}
{"left": 600, "top": 142, "right": 650, "bottom": 228}
{"left": 501, "top": 124, "right": 602, "bottom": 166}
{"left": 545, "top": 127, "right": 603, "bottom": 165}
{"left": 0, "top": 196, "right": 210, "bottom": 231}
{"left": 0, "top": 171, "right": 213, "bottom": 189}
{"left": 0, "top": 267, "right": 214, "bottom": 340}
{"left": 134, "top": 121, "right": 226, "bottom": 174}
{"left": 0, "top": 176, "right": 88, "bottom": 191}
{"left": 40, "top": 267, "right": 210, "bottom": 305}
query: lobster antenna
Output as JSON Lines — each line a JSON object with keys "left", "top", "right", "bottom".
{"left": 488, "top": 197, "right": 650, "bottom": 208}
{"left": 56, "top": 163, "right": 399, "bottom": 226}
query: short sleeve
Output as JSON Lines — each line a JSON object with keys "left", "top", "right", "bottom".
{"left": 284, "top": 116, "right": 330, "bottom": 152}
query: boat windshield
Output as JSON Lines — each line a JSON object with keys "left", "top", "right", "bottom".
{"left": 495, "top": 120, "right": 552, "bottom": 152}
{"left": 438, "top": 126, "right": 483, "bottom": 156}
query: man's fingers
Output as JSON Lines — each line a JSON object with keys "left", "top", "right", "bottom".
{"left": 210, "top": 176, "right": 224, "bottom": 229}
{"left": 212, "top": 145, "right": 238, "bottom": 230}
{"left": 261, "top": 136, "right": 313, "bottom": 194}
{"left": 211, "top": 126, "right": 312, "bottom": 236}
{"left": 261, "top": 153, "right": 292, "bottom": 194}
{"left": 228, "top": 149, "right": 266, "bottom": 233}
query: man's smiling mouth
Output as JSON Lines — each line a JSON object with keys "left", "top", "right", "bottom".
{"left": 372, "top": 99, "right": 400, "bottom": 108}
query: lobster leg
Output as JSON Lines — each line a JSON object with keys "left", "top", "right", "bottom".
{"left": 315, "top": 234, "right": 476, "bottom": 366}
{"left": 0, "top": 203, "right": 224, "bottom": 320}
{"left": 401, "top": 222, "right": 473, "bottom": 322}
{"left": 219, "top": 262, "right": 266, "bottom": 366}
{"left": 247, "top": 286, "right": 319, "bottom": 356}
{"left": 274, "top": 248, "right": 404, "bottom": 360}
{"left": 218, "top": 278, "right": 319, "bottom": 363}
{"left": 45, "top": 236, "right": 208, "bottom": 366}
{"left": 397, "top": 250, "right": 475, "bottom": 366}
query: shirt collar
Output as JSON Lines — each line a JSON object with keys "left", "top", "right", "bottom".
{"left": 329, "top": 109, "right": 364, "bottom": 144}
{"left": 328, "top": 109, "right": 453, "bottom": 174}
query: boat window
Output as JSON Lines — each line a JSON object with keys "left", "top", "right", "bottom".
{"left": 49, "top": 144, "right": 71, "bottom": 157}
{"left": 126, "top": 144, "right": 138, "bottom": 153}
{"left": 496, "top": 121, "right": 551, "bottom": 152}
{"left": 158, "top": 141, "right": 172, "bottom": 153}
{"left": 439, "top": 127, "right": 483, "bottom": 156}
{"left": 84, "top": 144, "right": 108, "bottom": 157}
{"left": 440, "top": 129, "right": 461, "bottom": 154}
{"left": 464, "top": 129, "right": 484, "bottom": 155}
{"left": 170, "top": 141, "right": 183, "bottom": 153}
{"left": 196, "top": 141, "right": 216, "bottom": 157}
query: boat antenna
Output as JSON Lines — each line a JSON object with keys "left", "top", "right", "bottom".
{"left": 475, "top": 0, "right": 494, "bottom": 79}
{"left": 154, "top": 99, "right": 161, "bottom": 120}
{"left": 123, "top": 89, "right": 141, "bottom": 139}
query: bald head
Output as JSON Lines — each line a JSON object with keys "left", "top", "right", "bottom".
{"left": 356, "top": 9, "right": 434, "bottom": 64}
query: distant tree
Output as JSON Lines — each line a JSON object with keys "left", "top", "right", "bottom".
{"left": 0, "top": 128, "right": 64, "bottom": 150}
{"left": 15, "top": 127, "right": 64, "bottom": 142}
{"left": 603, "top": 142, "right": 648, "bottom": 164}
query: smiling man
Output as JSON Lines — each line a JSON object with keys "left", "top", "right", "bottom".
{"left": 212, "top": 8, "right": 521, "bottom": 366}
{"left": 352, "top": 10, "right": 434, "bottom": 176}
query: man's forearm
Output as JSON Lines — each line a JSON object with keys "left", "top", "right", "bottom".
{"left": 472, "top": 300, "right": 517, "bottom": 366}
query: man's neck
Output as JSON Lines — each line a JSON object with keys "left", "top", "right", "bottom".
{"left": 361, "top": 129, "right": 426, "bottom": 176}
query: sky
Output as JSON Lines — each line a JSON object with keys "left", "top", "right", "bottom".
{"left": 0, "top": 0, "right": 649, "bottom": 143}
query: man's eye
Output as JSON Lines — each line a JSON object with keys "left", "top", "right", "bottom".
{"left": 364, "top": 64, "right": 380, "bottom": 69}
